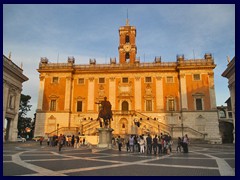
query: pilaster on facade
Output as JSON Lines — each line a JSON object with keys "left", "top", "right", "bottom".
{"left": 208, "top": 72, "right": 217, "bottom": 110}
{"left": 34, "top": 113, "right": 47, "bottom": 136}
{"left": 134, "top": 76, "right": 141, "bottom": 111}
{"left": 64, "top": 76, "right": 72, "bottom": 111}
{"left": 109, "top": 77, "right": 116, "bottom": 110}
{"left": 179, "top": 73, "right": 188, "bottom": 110}
{"left": 156, "top": 76, "right": 163, "bottom": 111}
{"left": 3, "top": 83, "right": 10, "bottom": 123}
{"left": 87, "top": 77, "right": 95, "bottom": 112}
{"left": 37, "top": 75, "right": 45, "bottom": 111}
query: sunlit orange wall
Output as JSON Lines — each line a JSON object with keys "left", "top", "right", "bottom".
{"left": 43, "top": 76, "right": 66, "bottom": 111}
{"left": 162, "top": 76, "right": 180, "bottom": 111}
{"left": 72, "top": 77, "right": 88, "bottom": 112}
{"left": 186, "top": 74, "right": 210, "bottom": 110}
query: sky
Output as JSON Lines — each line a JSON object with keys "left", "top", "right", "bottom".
{"left": 3, "top": 4, "right": 235, "bottom": 119}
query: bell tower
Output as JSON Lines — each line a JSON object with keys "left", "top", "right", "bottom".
{"left": 118, "top": 18, "right": 137, "bottom": 64}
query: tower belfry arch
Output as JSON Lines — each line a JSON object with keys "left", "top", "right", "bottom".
{"left": 118, "top": 17, "right": 137, "bottom": 64}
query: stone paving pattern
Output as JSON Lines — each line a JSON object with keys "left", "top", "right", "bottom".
{"left": 3, "top": 141, "right": 235, "bottom": 176}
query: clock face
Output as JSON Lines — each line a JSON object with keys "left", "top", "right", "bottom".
{"left": 123, "top": 44, "right": 131, "bottom": 52}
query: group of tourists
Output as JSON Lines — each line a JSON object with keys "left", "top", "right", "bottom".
{"left": 46, "top": 134, "right": 86, "bottom": 152}
{"left": 115, "top": 133, "right": 190, "bottom": 154}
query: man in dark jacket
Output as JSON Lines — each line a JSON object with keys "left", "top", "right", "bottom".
{"left": 146, "top": 134, "right": 152, "bottom": 154}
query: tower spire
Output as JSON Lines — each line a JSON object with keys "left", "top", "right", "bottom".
{"left": 126, "top": 9, "right": 129, "bottom": 26}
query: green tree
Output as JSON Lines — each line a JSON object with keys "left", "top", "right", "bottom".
{"left": 18, "top": 94, "right": 32, "bottom": 138}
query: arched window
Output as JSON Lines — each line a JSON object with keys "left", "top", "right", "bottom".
{"left": 125, "top": 35, "right": 130, "bottom": 43}
{"left": 122, "top": 101, "right": 129, "bottom": 111}
{"left": 122, "top": 123, "right": 125, "bottom": 128}
{"left": 219, "top": 110, "right": 226, "bottom": 118}
{"left": 125, "top": 52, "right": 130, "bottom": 62}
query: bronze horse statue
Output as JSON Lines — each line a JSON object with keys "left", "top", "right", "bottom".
{"left": 96, "top": 97, "right": 113, "bottom": 128}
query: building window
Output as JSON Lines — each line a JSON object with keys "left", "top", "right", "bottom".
{"left": 122, "top": 101, "right": 129, "bottom": 111}
{"left": 228, "top": 112, "right": 233, "bottom": 118}
{"left": 122, "top": 77, "right": 128, "bottom": 83}
{"left": 50, "top": 100, "right": 56, "bottom": 111}
{"left": 99, "top": 78, "right": 105, "bottom": 84}
{"left": 146, "top": 100, "right": 152, "bottom": 111}
{"left": 193, "top": 74, "right": 200, "bottom": 81}
{"left": 125, "top": 52, "right": 130, "bottom": 61}
{"left": 168, "top": 99, "right": 175, "bottom": 111}
{"left": 78, "top": 78, "right": 84, "bottom": 84}
{"left": 219, "top": 110, "right": 226, "bottom": 118}
{"left": 77, "top": 101, "right": 83, "bottom": 112}
{"left": 196, "top": 98, "right": 203, "bottom": 110}
{"left": 8, "top": 95, "right": 14, "bottom": 109}
{"left": 145, "top": 77, "right": 152, "bottom": 83}
{"left": 52, "top": 77, "right": 59, "bottom": 84}
{"left": 166, "top": 76, "right": 173, "bottom": 83}
{"left": 125, "top": 35, "right": 130, "bottom": 43}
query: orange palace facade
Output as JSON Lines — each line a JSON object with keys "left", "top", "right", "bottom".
{"left": 35, "top": 21, "right": 221, "bottom": 143}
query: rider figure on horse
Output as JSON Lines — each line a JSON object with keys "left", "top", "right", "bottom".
{"left": 95, "top": 97, "right": 113, "bottom": 128}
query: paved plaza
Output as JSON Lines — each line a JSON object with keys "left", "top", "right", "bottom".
{"left": 3, "top": 141, "right": 235, "bottom": 176}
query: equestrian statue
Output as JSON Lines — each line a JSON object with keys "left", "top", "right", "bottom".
{"left": 95, "top": 97, "right": 113, "bottom": 128}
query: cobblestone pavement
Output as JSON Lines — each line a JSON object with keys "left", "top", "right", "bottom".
{"left": 3, "top": 141, "right": 235, "bottom": 176}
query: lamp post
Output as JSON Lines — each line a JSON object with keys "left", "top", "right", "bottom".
{"left": 170, "top": 111, "right": 174, "bottom": 137}
{"left": 181, "top": 115, "right": 183, "bottom": 137}
{"left": 57, "top": 124, "right": 59, "bottom": 136}
{"left": 79, "top": 118, "right": 84, "bottom": 135}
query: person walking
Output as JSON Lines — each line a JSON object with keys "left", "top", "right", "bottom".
{"left": 153, "top": 135, "right": 158, "bottom": 155}
{"left": 157, "top": 135, "right": 162, "bottom": 154}
{"left": 176, "top": 137, "right": 182, "bottom": 153}
{"left": 117, "top": 136, "right": 122, "bottom": 151}
{"left": 47, "top": 136, "right": 50, "bottom": 146}
{"left": 76, "top": 136, "right": 80, "bottom": 148}
{"left": 129, "top": 135, "right": 134, "bottom": 152}
{"left": 125, "top": 136, "right": 130, "bottom": 152}
{"left": 183, "top": 134, "right": 189, "bottom": 153}
{"left": 58, "top": 134, "right": 64, "bottom": 152}
{"left": 71, "top": 135, "right": 75, "bottom": 147}
{"left": 139, "top": 135, "right": 145, "bottom": 154}
{"left": 39, "top": 136, "right": 44, "bottom": 146}
{"left": 146, "top": 134, "right": 152, "bottom": 155}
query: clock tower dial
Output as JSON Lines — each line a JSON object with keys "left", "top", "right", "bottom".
{"left": 123, "top": 44, "right": 131, "bottom": 52}
{"left": 118, "top": 19, "right": 137, "bottom": 64}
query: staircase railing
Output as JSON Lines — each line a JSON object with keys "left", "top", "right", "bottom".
{"left": 173, "top": 126, "right": 207, "bottom": 139}
{"left": 134, "top": 111, "right": 172, "bottom": 132}
{"left": 81, "top": 118, "right": 102, "bottom": 135}
{"left": 46, "top": 127, "right": 79, "bottom": 136}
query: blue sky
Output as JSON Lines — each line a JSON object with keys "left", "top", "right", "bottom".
{"left": 3, "top": 4, "right": 235, "bottom": 118}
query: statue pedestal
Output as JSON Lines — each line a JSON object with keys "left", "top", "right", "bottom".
{"left": 97, "top": 128, "right": 114, "bottom": 149}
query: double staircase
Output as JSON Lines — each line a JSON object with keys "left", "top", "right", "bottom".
{"left": 46, "top": 110, "right": 207, "bottom": 141}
